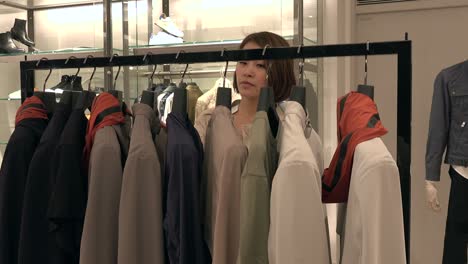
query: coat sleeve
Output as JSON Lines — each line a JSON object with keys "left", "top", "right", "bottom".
{"left": 425, "top": 70, "right": 451, "bottom": 181}
{"left": 118, "top": 150, "right": 164, "bottom": 264}
{"left": 268, "top": 162, "right": 331, "bottom": 264}
{"left": 194, "top": 109, "right": 213, "bottom": 148}
{"left": 358, "top": 161, "right": 406, "bottom": 264}
{"left": 80, "top": 129, "right": 123, "bottom": 264}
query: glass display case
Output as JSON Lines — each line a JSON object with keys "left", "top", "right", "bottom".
{"left": 124, "top": 0, "right": 319, "bottom": 125}
{"left": 0, "top": 0, "right": 112, "bottom": 162}
{"left": 0, "top": 0, "right": 320, "bottom": 162}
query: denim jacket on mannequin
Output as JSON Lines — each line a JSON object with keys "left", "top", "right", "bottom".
{"left": 426, "top": 60, "right": 468, "bottom": 181}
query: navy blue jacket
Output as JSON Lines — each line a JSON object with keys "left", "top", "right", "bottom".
{"left": 164, "top": 112, "right": 211, "bottom": 264}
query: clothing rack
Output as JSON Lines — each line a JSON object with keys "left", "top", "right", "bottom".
{"left": 19, "top": 39, "right": 412, "bottom": 263}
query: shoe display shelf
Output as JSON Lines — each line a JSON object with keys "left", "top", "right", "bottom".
{"left": 132, "top": 35, "right": 316, "bottom": 55}
{"left": 0, "top": 0, "right": 127, "bottom": 11}
{"left": 0, "top": 0, "right": 129, "bottom": 63}
{"left": 131, "top": 36, "right": 318, "bottom": 81}
{"left": 0, "top": 47, "right": 124, "bottom": 64}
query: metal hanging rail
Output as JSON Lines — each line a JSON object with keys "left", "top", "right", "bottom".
{"left": 19, "top": 39, "right": 412, "bottom": 263}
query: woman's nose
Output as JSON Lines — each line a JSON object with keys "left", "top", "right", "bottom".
{"left": 242, "top": 63, "right": 255, "bottom": 77}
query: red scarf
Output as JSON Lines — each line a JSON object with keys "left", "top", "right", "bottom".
{"left": 83, "top": 93, "right": 125, "bottom": 169}
{"left": 15, "top": 96, "right": 48, "bottom": 125}
{"left": 322, "top": 92, "right": 388, "bottom": 203}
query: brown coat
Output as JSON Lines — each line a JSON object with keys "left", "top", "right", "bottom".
{"left": 80, "top": 122, "right": 130, "bottom": 264}
{"left": 118, "top": 104, "right": 164, "bottom": 264}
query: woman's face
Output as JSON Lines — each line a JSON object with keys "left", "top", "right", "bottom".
{"left": 235, "top": 41, "right": 268, "bottom": 101}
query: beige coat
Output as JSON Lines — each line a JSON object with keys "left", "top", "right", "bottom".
{"left": 80, "top": 123, "right": 130, "bottom": 264}
{"left": 268, "top": 101, "right": 331, "bottom": 264}
{"left": 194, "top": 79, "right": 240, "bottom": 121}
{"left": 337, "top": 138, "right": 406, "bottom": 264}
{"left": 187, "top": 83, "right": 203, "bottom": 123}
{"left": 201, "top": 106, "right": 248, "bottom": 264}
{"left": 118, "top": 104, "right": 164, "bottom": 264}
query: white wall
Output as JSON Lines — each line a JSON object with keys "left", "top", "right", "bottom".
{"left": 355, "top": 2, "right": 468, "bottom": 264}
{"left": 322, "top": 1, "right": 356, "bottom": 263}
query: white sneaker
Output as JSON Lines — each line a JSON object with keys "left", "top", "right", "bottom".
{"left": 8, "top": 89, "right": 21, "bottom": 100}
{"left": 155, "top": 13, "right": 184, "bottom": 38}
{"left": 149, "top": 31, "right": 183, "bottom": 45}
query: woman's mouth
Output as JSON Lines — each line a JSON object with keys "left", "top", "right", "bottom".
{"left": 240, "top": 81, "right": 254, "bottom": 87}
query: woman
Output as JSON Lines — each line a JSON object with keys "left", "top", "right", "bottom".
{"left": 195, "top": 31, "right": 296, "bottom": 145}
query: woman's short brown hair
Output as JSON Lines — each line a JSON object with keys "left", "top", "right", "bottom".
{"left": 233, "top": 31, "right": 296, "bottom": 102}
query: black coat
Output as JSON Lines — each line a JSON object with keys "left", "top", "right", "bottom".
{"left": 18, "top": 103, "right": 71, "bottom": 264}
{"left": 0, "top": 117, "right": 48, "bottom": 264}
{"left": 47, "top": 109, "right": 88, "bottom": 264}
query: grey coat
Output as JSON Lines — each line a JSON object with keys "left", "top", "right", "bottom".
{"left": 426, "top": 60, "right": 468, "bottom": 181}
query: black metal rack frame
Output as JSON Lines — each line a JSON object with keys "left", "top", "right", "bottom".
{"left": 19, "top": 39, "right": 413, "bottom": 263}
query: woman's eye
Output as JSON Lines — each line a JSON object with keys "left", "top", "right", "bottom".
{"left": 239, "top": 61, "right": 247, "bottom": 65}
{"left": 256, "top": 63, "right": 266, "bottom": 68}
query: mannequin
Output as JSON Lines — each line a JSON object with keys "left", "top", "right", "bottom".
{"left": 425, "top": 60, "right": 468, "bottom": 264}
{"left": 426, "top": 167, "right": 468, "bottom": 211}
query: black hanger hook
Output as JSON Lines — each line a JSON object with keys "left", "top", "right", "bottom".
{"left": 143, "top": 51, "right": 153, "bottom": 63}
{"left": 365, "top": 41, "right": 369, "bottom": 85}
{"left": 37, "top": 58, "right": 52, "bottom": 92}
{"left": 69, "top": 56, "right": 81, "bottom": 87}
{"left": 262, "top": 44, "right": 272, "bottom": 80}
{"left": 175, "top": 49, "right": 185, "bottom": 60}
{"left": 221, "top": 48, "right": 229, "bottom": 87}
{"left": 175, "top": 50, "right": 188, "bottom": 84}
{"left": 64, "top": 55, "right": 77, "bottom": 65}
{"left": 109, "top": 54, "right": 121, "bottom": 91}
{"left": 297, "top": 44, "right": 305, "bottom": 86}
{"left": 84, "top": 55, "right": 96, "bottom": 91}
{"left": 180, "top": 64, "right": 189, "bottom": 85}
{"left": 149, "top": 64, "right": 158, "bottom": 83}
{"left": 262, "top": 44, "right": 271, "bottom": 56}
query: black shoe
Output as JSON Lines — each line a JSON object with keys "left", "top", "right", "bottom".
{"left": 0, "top": 32, "right": 24, "bottom": 53}
{"left": 69, "top": 76, "right": 83, "bottom": 91}
{"left": 11, "top": 18, "right": 35, "bottom": 47}
{"left": 50, "top": 75, "right": 70, "bottom": 90}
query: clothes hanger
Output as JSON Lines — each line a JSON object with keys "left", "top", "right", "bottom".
{"left": 216, "top": 49, "right": 232, "bottom": 109}
{"left": 153, "top": 71, "right": 166, "bottom": 95}
{"left": 186, "top": 69, "right": 196, "bottom": 86}
{"left": 108, "top": 53, "right": 123, "bottom": 101}
{"left": 73, "top": 55, "right": 96, "bottom": 111}
{"left": 178, "top": 63, "right": 189, "bottom": 89}
{"left": 356, "top": 41, "right": 374, "bottom": 100}
{"left": 256, "top": 44, "right": 279, "bottom": 137}
{"left": 139, "top": 52, "right": 156, "bottom": 107}
{"left": 290, "top": 44, "right": 306, "bottom": 110}
{"left": 60, "top": 56, "right": 80, "bottom": 108}
{"left": 163, "top": 50, "right": 185, "bottom": 94}
{"left": 65, "top": 56, "right": 84, "bottom": 92}
{"left": 33, "top": 58, "right": 56, "bottom": 113}
{"left": 172, "top": 50, "right": 188, "bottom": 114}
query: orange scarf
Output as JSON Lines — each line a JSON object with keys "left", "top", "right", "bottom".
{"left": 322, "top": 92, "right": 388, "bottom": 203}
{"left": 83, "top": 93, "right": 125, "bottom": 169}
{"left": 15, "top": 96, "right": 48, "bottom": 125}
